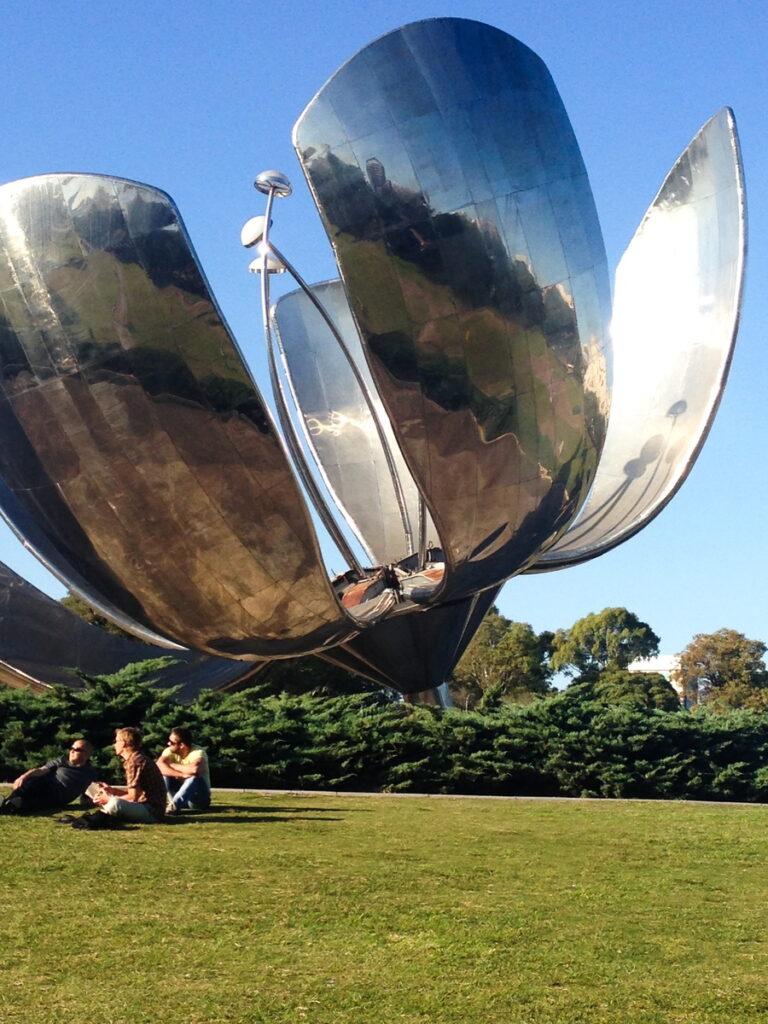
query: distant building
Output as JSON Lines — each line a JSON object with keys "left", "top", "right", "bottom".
{"left": 628, "top": 655, "right": 683, "bottom": 703}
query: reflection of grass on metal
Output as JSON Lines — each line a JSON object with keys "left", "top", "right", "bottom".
{"left": 49, "top": 249, "right": 253, "bottom": 387}
{"left": 2, "top": 791, "right": 765, "bottom": 1022}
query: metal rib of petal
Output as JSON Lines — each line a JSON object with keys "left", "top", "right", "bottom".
{"left": 294, "top": 18, "right": 611, "bottom": 603}
{"left": 530, "top": 108, "right": 745, "bottom": 571}
{"left": 0, "top": 560, "right": 267, "bottom": 698}
{"left": 318, "top": 585, "right": 500, "bottom": 698}
{"left": 0, "top": 173, "right": 356, "bottom": 657}
{"left": 271, "top": 278, "right": 437, "bottom": 566}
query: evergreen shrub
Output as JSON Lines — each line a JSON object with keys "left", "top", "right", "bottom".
{"left": 1, "top": 660, "right": 767, "bottom": 801}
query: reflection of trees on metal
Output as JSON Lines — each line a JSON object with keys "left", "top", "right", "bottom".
{"left": 0, "top": 19, "right": 745, "bottom": 701}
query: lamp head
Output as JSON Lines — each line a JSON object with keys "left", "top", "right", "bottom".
{"left": 240, "top": 215, "right": 269, "bottom": 248}
{"left": 254, "top": 170, "right": 292, "bottom": 197}
{"left": 248, "top": 245, "right": 286, "bottom": 274}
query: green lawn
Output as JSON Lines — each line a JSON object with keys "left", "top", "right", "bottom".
{"left": 2, "top": 792, "right": 767, "bottom": 1023}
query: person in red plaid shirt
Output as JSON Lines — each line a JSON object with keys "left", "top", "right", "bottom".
{"left": 68, "top": 727, "right": 167, "bottom": 829}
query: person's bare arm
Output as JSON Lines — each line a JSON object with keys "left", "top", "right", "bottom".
{"left": 156, "top": 751, "right": 200, "bottom": 778}
{"left": 98, "top": 783, "right": 128, "bottom": 797}
{"left": 156, "top": 751, "right": 187, "bottom": 778}
{"left": 92, "top": 783, "right": 128, "bottom": 805}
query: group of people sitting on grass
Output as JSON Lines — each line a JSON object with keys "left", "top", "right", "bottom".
{"left": 0, "top": 726, "right": 211, "bottom": 829}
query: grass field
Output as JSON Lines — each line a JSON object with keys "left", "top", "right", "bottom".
{"left": 2, "top": 791, "right": 768, "bottom": 1024}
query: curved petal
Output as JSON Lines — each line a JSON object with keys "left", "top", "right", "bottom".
{"left": 271, "top": 279, "right": 437, "bottom": 566}
{"left": 0, "top": 173, "right": 354, "bottom": 657}
{"left": 531, "top": 108, "right": 745, "bottom": 570}
{"left": 0, "top": 561, "right": 266, "bottom": 698}
{"left": 319, "top": 585, "right": 500, "bottom": 699}
{"left": 294, "top": 18, "right": 610, "bottom": 601}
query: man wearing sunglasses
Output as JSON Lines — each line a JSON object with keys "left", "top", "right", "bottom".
{"left": 65, "top": 727, "right": 168, "bottom": 830}
{"left": 0, "top": 740, "right": 97, "bottom": 813}
{"left": 156, "top": 727, "right": 211, "bottom": 814}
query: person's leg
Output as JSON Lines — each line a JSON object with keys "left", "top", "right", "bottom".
{"left": 2, "top": 776, "right": 61, "bottom": 813}
{"left": 169, "top": 776, "right": 211, "bottom": 811}
{"left": 101, "top": 797, "right": 159, "bottom": 823}
{"left": 0, "top": 793, "right": 21, "bottom": 813}
{"left": 163, "top": 777, "right": 181, "bottom": 798}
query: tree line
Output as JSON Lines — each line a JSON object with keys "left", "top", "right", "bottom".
{"left": 62, "top": 596, "right": 768, "bottom": 712}
{"left": 449, "top": 606, "right": 768, "bottom": 713}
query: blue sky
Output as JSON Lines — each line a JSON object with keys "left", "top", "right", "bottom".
{"left": 1, "top": 0, "right": 765, "bottom": 658}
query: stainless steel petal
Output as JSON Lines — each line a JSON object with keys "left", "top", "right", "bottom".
{"left": 531, "top": 108, "right": 745, "bottom": 570}
{"left": 0, "top": 473, "right": 185, "bottom": 649}
{"left": 0, "top": 173, "right": 355, "bottom": 657}
{"left": 271, "top": 278, "right": 437, "bottom": 565}
{"left": 294, "top": 18, "right": 611, "bottom": 601}
{"left": 319, "top": 585, "right": 500, "bottom": 696}
{"left": 0, "top": 560, "right": 267, "bottom": 697}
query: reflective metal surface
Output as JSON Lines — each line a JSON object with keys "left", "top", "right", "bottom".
{"left": 294, "top": 17, "right": 611, "bottom": 601}
{"left": 0, "top": 561, "right": 265, "bottom": 697}
{"left": 319, "top": 585, "right": 500, "bottom": 702}
{"left": 531, "top": 108, "right": 745, "bottom": 569}
{"left": 0, "top": 20, "right": 746, "bottom": 703}
{"left": 272, "top": 279, "right": 437, "bottom": 565}
{"left": 0, "top": 173, "right": 353, "bottom": 657}
{"left": 255, "top": 170, "right": 293, "bottom": 197}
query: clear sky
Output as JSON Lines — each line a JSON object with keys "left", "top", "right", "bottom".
{"left": 1, "top": 0, "right": 765, "bottom": 659}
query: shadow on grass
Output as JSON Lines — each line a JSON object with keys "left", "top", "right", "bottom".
{"left": 164, "top": 813, "right": 344, "bottom": 825}
{"left": 37, "top": 807, "right": 346, "bottom": 828}
{"left": 9, "top": 802, "right": 354, "bottom": 829}
{"left": 212, "top": 803, "right": 366, "bottom": 814}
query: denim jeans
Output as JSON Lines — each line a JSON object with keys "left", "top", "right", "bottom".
{"left": 163, "top": 775, "right": 211, "bottom": 810}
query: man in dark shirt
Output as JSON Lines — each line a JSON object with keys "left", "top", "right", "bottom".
{"left": 0, "top": 739, "right": 97, "bottom": 813}
{"left": 74, "top": 726, "right": 166, "bottom": 829}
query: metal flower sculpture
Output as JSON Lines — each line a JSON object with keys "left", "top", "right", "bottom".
{"left": 0, "top": 19, "right": 745, "bottom": 701}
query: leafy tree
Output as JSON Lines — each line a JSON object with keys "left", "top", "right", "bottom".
{"left": 559, "top": 670, "right": 679, "bottom": 712}
{"left": 550, "top": 608, "right": 660, "bottom": 680}
{"left": 593, "top": 669, "right": 681, "bottom": 711}
{"left": 488, "top": 621, "right": 554, "bottom": 701}
{"left": 451, "top": 607, "right": 509, "bottom": 706}
{"left": 677, "top": 629, "right": 768, "bottom": 711}
{"left": 450, "top": 608, "right": 553, "bottom": 708}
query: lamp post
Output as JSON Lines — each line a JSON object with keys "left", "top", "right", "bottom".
{"left": 242, "top": 170, "right": 422, "bottom": 579}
